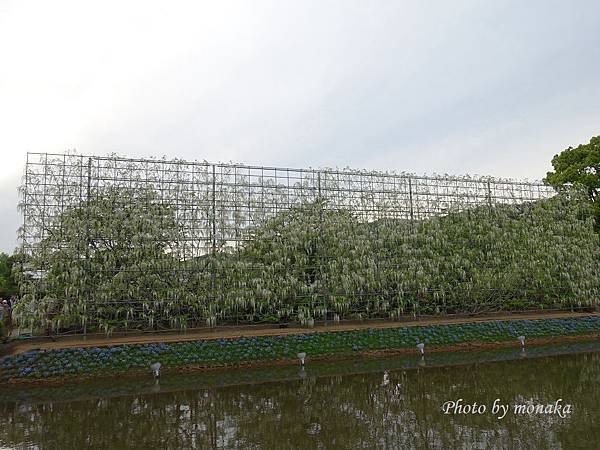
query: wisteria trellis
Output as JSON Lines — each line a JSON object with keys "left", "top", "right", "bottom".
{"left": 14, "top": 152, "right": 600, "bottom": 335}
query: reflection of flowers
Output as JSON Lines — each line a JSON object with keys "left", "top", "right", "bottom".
{"left": 381, "top": 370, "right": 390, "bottom": 387}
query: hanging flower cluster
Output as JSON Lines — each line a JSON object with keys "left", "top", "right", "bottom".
{"left": 14, "top": 181, "right": 600, "bottom": 334}
{"left": 224, "top": 188, "right": 599, "bottom": 323}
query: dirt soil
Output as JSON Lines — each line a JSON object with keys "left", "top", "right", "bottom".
{"left": 3, "top": 310, "right": 598, "bottom": 357}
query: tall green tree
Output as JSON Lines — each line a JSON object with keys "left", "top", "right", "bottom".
{"left": 545, "top": 135, "right": 600, "bottom": 229}
{"left": 0, "top": 252, "right": 18, "bottom": 297}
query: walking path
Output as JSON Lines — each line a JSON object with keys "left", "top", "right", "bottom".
{"left": 3, "top": 310, "right": 597, "bottom": 356}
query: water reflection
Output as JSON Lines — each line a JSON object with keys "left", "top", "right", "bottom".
{"left": 1, "top": 342, "right": 599, "bottom": 449}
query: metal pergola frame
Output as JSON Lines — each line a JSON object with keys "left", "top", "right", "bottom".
{"left": 17, "top": 152, "right": 568, "bottom": 335}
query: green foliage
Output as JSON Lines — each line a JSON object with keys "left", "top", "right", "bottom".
{"left": 545, "top": 135, "right": 600, "bottom": 228}
{"left": 235, "top": 198, "right": 369, "bottom": 323}
{"left": 0, "top": 253, "right": 18, "bottom": 297}
{"left": 14, "top": 186, "right": 600, "bottom": 334}
{"left": 226, "top": 189, "right": 599, "bottom": 320}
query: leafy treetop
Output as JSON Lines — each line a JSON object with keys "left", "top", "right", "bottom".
{"left": 545, "top": 135, "right": 600, "bottom": 228}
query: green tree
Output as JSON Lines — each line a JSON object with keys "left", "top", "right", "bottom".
{"left": 0, "top": 252, "right": 18, "bottom": 297}
{"left": 545, "top": 135, "right": 600, "bottom": 229}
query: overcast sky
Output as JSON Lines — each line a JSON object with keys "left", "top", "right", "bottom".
{"left": 1, "top": 0, "right": 599, "bottom": 253}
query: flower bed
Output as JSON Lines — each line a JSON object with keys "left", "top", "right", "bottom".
{"left": 2, "top": 315, "right": 600, "bottom": 382}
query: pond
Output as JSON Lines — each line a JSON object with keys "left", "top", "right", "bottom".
{"left": 1, "top": 341, "right": 599, "bottom": 449}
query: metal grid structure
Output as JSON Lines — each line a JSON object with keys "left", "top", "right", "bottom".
{"left": 18, "top": 152, "right": 562, "bottom": 334}
{"left": 20, "top": 153, "right": 554, "bottom": 255}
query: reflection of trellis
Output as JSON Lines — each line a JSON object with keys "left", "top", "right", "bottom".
{"left": 21, "top": 152, "right": 555, "bottom": 259}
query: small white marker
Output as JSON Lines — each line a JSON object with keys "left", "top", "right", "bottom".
{"left": 150, "top": 362, "right": 161, "bottom": 378}
{"left": 297, "top": 352, "right": 307, "bottom": 366}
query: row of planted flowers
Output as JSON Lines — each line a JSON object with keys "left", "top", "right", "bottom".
{"left": 2, "top": 315, "right": 600, "bottom": 381}
{"left": 3, "top": 340, "right": 600, "bottom": 404}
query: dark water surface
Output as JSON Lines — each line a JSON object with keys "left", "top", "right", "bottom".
{"left": 1, "top": 342, "right": 599, "bottom": 449}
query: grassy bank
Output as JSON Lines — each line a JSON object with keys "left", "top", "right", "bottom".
{"left": 2, "top": 315, "right": 600, "bottom": 383}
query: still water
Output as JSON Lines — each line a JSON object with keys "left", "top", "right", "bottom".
{"left": 1, "top": 342, "right": 599, "bottom": 449}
